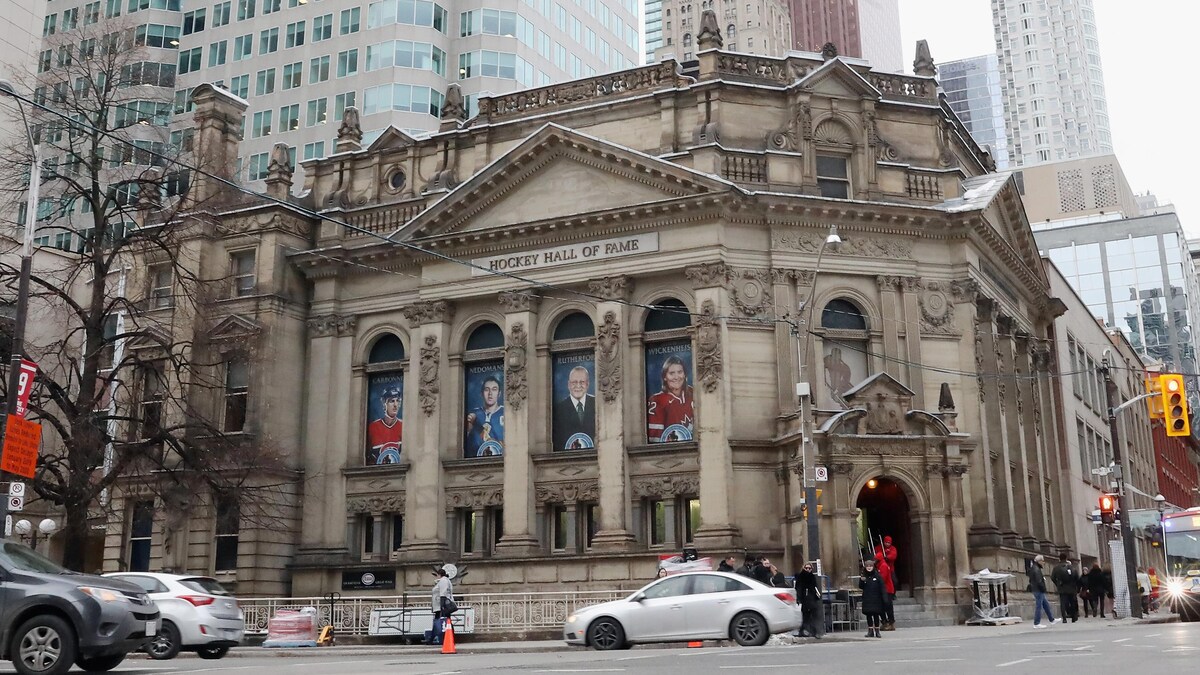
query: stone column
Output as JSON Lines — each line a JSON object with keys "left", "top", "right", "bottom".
{"left": 495, "top": 291, "right": 542, "bottom": 555}
{"left": 875, "top": 276, "right": 903, "bottom": 379}
{"left": 399, "top": 300, "right": 454, "bottom": 559}
{"left": 1014, "top": 332, "right": 1038, "bottom": 541}
{"left": 969, "top": 297, "right": 1004, "bottom": 544}
{"left": 994, "top": 315, "right": 1022, "bottom": 546}
{"left": 589, "top": 277, "right": 636, "bottom": 550}
{"left": 899, "top": 278, "right": 926, "bottom": 409}
{"left": 298, "top": 314, "right": 356, "bottom": 559}
{"left": 684, "top": 264, "right": 739, "bottom": 549}
{"left": 829, "top": 461, "right": 857, "bottom": 591}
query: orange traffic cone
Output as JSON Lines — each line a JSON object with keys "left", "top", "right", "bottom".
{"left": 687, "top": 641, "right": 703, "bottom": 648}
{"left": 441, "top": 619, "right": 457, "bottom": 654}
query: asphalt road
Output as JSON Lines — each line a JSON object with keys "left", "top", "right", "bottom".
{"left": 5, "top": 620, "right": 1197, "bottom": 674}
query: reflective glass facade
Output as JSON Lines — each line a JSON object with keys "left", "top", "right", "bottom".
{"left": 940, "top": 54, "right": 1010, "bottom": 170}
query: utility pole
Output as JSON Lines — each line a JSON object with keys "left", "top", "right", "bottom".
{"left": 1102, "top": 356, "right": 1144, "bottom": 619}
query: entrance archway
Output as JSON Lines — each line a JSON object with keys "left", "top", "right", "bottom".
{"left": 856, "top": 477, "right": 914, "bottom": 595}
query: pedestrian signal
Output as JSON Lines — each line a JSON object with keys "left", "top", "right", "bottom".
{"left": 1145, "top": 375, "right": 1165, "bottom": 419}
{"left": 1099, "top": 494, "right": 1117, "bottom": 525}
{"left": 1159, "top": 374, "right": 1190, "bottom": 437}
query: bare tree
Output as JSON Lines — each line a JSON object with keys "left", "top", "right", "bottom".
{"left": 1, "top": 21, "right": 292, "bottom": 571}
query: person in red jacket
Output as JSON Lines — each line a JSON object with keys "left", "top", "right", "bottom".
{"left": 874, "top": 536, "right": 898, "bottom": 630}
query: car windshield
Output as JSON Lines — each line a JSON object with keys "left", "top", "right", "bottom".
{"left": 0, "top": 541, "right": 67, "bottom": 574}
{"left": 181, "top": 577, "right": 232, "bottom": 596}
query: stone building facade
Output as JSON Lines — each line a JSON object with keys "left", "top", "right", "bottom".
{"left": 110, "top": 21, "right": 1073, "bottom": 617}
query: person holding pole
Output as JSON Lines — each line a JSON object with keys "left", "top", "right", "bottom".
{"left": 874, "top": 535, "right": 898, "bottom": 630}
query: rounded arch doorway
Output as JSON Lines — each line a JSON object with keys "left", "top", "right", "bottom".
{"left": 856, "top": 477, "right": 916, "bottom": 595}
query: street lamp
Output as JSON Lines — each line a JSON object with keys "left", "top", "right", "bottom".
{"left": 792, "top": 224, "right": 841, "bottom": 586}
{"left": 14, "top": 517, "right": 57, "bottom": 550}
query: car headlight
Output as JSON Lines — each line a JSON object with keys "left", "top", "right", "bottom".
{"left": 566, "top": 614, "right": 577, "bottom": 624}
{"left": 1167, "top": 581, "right": 1185, "bottom": 596}
{"left": 78, "top": 586, "right": 129, "bottom": 604}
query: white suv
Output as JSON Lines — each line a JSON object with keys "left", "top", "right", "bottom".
{"left": 104, "top": 573, "right": 244, "bottom": 660}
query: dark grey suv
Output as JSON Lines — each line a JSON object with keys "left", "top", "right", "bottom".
{"left": 0, "top": 541, "right": 160, "bottom": 674}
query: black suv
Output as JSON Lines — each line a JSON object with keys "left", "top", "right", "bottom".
{"left": 0, "top": 540, "right": 160, "bottom": 674}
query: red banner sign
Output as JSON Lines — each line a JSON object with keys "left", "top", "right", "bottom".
{"left": 15, "top": 360, "right": 37, "bottom": 419}
{"left": 1, "top": 415, "right": 41, "bottom": 479}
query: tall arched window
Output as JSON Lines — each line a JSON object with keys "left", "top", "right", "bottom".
{"left": 463, "top": 322, "right": 505, "bottom": 458}
{"left": 365, "top": 333, "right": 405, "bottom": 465}
{"left": 643, "top": 298, "right": 695, "bottom": 443}
{"left": 551, "top": 312, "right": 596, "bottom": 451}
{"left": 820, "top": 298, "right": 869, "bottom": 408}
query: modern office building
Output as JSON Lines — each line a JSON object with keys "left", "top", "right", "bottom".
{"left": 787, "top": 0, "right": 901, "bottom": 72}
{"left": 1016, "top": 154, "right": 1140, "bottom": 229}
{"left": 993, "top": 0, "right": 1113, "bottom": 165}
{"left": 1, "top": 0, "right": 48, "bottom": 228}
{"left": 31, "top": 0, "right": 641, "bottom": 229}
{"left": 650, "top": 0, "right": 791, "bottom": 62}
{"left": 1038, "top": 213, "right": 1200, "bottom": 385}
{"left": 939, "top": 54, "right": 1010, "bottom": 170}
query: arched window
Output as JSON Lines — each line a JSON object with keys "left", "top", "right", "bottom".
{"left": 683, "top": 33, "right": 692, "bottom": 46}
{"left": 463, "top": 322, "right": 505, "bottom": 458}
{"left": 820, "top": 298, "right": 869, "bottom": 409}
{"left": 551, "top": 312, "right": 596, "bottom": 452}
{"left": 365, "top": 333, "right": 405, "bottom": 466}
{"left": 727, "top": 23, "right": 736, "bottom": 37}
{"left": 643, "top": 298, "right": 695, "bottom": 444}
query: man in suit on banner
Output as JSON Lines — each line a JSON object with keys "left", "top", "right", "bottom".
{"left": 552, "top": 366, "right": 596, "bottom": 450}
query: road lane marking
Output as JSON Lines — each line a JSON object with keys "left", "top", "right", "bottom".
{"left": 532, "top": 670, "right": 626, "bottom": 673}
{"left": 1072, "top": 645, "right": 1093, "bottom": 651}
{"left": 721, "top": 666, "right": 808, "bottom": 669}
{"left": 997, "top": 659, "right": 1031, "bottom": 668}
{"left": 1113, "top": 638, "right": 1131, "bottom": 643}
{"left": 1146, "top": 633, "right": 1161, "bottom": 637}
{"left": 1032, "top": 653, "right": 1098, "bottom": 658}
{"left": 874, "top": 659, "right": 963, "bottom": 664}
{"left": 616, "top": 655, "right": 662, "bottom": 661}
{"left": 887, "top": 645, "right": 961, "bottom": 650}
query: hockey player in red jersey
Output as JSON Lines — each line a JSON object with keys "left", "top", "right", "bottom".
{"left": 647, "top": 355, "right": 694, "bottom": 442}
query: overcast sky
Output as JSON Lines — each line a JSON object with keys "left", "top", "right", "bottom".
{"left": 898, "top": 0, "right": 1199, "bottom": 236}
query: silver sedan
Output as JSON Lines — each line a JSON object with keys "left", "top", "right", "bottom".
{"left": 563, "top": 571, "right": 799, "bottom": 650}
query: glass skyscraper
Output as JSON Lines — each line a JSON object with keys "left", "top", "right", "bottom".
{"left": 940, "top": 54, "right": 1010, "bottom": 170}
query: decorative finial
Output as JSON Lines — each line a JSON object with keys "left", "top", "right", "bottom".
{"left": 264, "top": 142, "right": 294, "bottom": 198}
{"left": 913, "top": 40, "right": 936, "bottom": 77}
{"left": 440, "top": 83, "right": 466, "bottom": 130}
{"left": 335, "top": 106, "right": 363, "bottom": 152}
{"left": 938, "top": 382, "right": 955, "bottom": 412}
{"left": 697, "top": 10, "right": 723, "bottom": 50}
{"left": 821, "top": 42, "right": 838, "bottom": 61}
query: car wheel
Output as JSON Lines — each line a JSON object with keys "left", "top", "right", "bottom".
{"left": 75, "top": 653, "right": 126, "bottom": 672}
{"left": 146, "top": 621, "right": 181, "bottom": 660}
{"left": 730, "top": 611, "right": 769, "bottom": 647}
{"left": 10, "top": 614, "right": 78, "bottom": 675}
{"left": 586, "top": 618, "right": 625, "bottom": 651}
{"left": 197, "top": 645, "right": 230, "bottom": 659}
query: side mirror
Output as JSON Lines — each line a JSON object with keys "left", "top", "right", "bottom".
{"left": 631, "top": 593, "right": 646, "bottom": 602}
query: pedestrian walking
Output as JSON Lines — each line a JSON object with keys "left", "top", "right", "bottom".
{"left": 1051, "top": 554, "right": 1080, "bottom": 623}
{"left": 752, "top": 556, "right": 774, "bottom": 586}
{"left": 427, "top": 567, "right": 454, "bottom": 645}
{"left": 1079, "top": 567, "right": 1093, "bottom": 618}
{"left": 1101, "top": 566, "right": 1115, "bottom": 618}
{"left": 859, "top": 558, "right": 886, "bottom": 638}
{"left": 1084, "top": 563, "right": 1105, "bottom": 618}
{"left": 794, "top": 562, "right": 823, "bottom": 638}
{"left": 718, "top": 555, "right": 738, "bottom": 573}
{"left": 1137, "top": 567, "right": 1152, "bottom": 615}
{"left": 1027, "top": 554, "right": 1060, "bottom": 628}
{"left": 874, "top": 536, "right": 899, "bottom": 631}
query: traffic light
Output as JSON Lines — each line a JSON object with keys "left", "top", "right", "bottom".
{"left": 1145, "top": 375, "right": 1165, "bottom": 419}
{"left": 1159, "top": 374, "right": 1190, "bottom": 437}
{"left": 1099, "top": 494, "right": 1117, "bottom": 525}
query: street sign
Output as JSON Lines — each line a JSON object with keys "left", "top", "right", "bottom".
{"left": 1, "top": 415, "right": 42, "bottom": 479}
{"left": 814, "top": 466, "right": 829, "bottom": 482}
{"left": 8, "top": 482, "right": 24, "bottom": 497}
{"left": 7, "top": 495, "right": 23, "bottom": 512}
{"left": 14, "top": 360, "right": 36, "bottom": 419}
{"left": 1090, "top": 467, "right": 1110, "bottom": 476}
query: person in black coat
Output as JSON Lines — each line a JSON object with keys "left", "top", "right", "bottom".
{"left": 859, "top": 558, "right": 886, "bottom": 638}
{"left": 717, "top": 555, "right": 738, "bottom": 573}
{"left": 794, "top": 562, "right": 823, "bottom": 638}
{"left": 752, "top": 557, "right": 774, "bottom": 586}
{"left": 1084, "top": 563, "right": 1105, "bottom": 618}
{"left": 1050, "top": 554, "right": 1080, "bottom": 623}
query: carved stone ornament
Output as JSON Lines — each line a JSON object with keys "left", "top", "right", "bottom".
{"left": 497, "top": 290, "right": 541, "bottom": 313}
{"left": 347, "top": 493, "right": 406, "bottom": 513}
{"left": 588, "top": 276, "right": 630, "bottom": 301}
{"left": 597, "top": 311, "right": 623, "bottom": 403}
{"left": 912, "top": 39, "right": 937, "bottom": 77}
{"left": 684, "top": 262, "right": 732, "bottom": 289}
{"left": 441, "top": 83, "right": 466, "bottom": 122}
{"left": 696, "top": 9, "right": 723, "bottom": 49}
{"left": 419, "top": 335, "right": 439, "bottom": 416}
{"left": 536, "top": 481, "right": 599, "bottom": 504}
{"left": 335, "top": 106, "right": 363, "bottom": 153}
{"left": 479, "top": 62, "right": 682, "bottom": 121}
{"left": 821, "top": 42, "right": 838, "bottom": 61}
{"left": 865, "top": 110, "right": 901, "bottom": 162}
{"left": 695, "top": 300, "right": 723, "bottom": 393}
{"left": 401, "top": 300, "right": 455, "bottom": 326}
{"left": 830, "top": 462, "right": 855, "bottom": 476}
{"left": 631, "top": 474, "right": 700, "bottom": 498}
{"left": 730, "top": 269, "right": 773, "bottom": 318}
{"left": 919, "top": 281, "right": 959, "bottom": 335}
{"left": 774, "top": 233, "right": 913, "bottom": 260}
{"left": 505, "top": 323, "right": 529, "bottom": 411}
{"left": 769, "top": 101, "right": 812, "bottom": 151}
{"left": 876, "top": 275, "right": 920, "bottom": 292}
{"left": 308, "top": 314, "right": 357, "bottom": 337}
{"left": 835, "top": 441, "right": 926, "bottom": 457}
{"left": 445, "top": 488, "right": 503, "bottom": 509}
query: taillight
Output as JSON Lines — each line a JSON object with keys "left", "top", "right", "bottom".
{"left": 774, "top": 592, "right": 795, "bottom": 604}
{"left": 178, "top": 595, "right": 216, "bottom": 607}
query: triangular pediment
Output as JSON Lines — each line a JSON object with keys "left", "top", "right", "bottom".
{"left": 843, "top": 372, "right": 916, "bottom": 401}
{"left": 367, "top": 126, "right": 421, "bottom": 152}
{"left": 797, "top": 58, "right": 882, "bottom": 100}
{"left": 125, "top": 325, "right": 173, "bottom": 352}
{"left": 394, "top": 124, "right": 737, "bottom": 240}
{"left": 943, "top": 173, "right": 1050, "bottom": 289}
{"left": 210, "top": 314, "right": 262, "bottom": 341}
